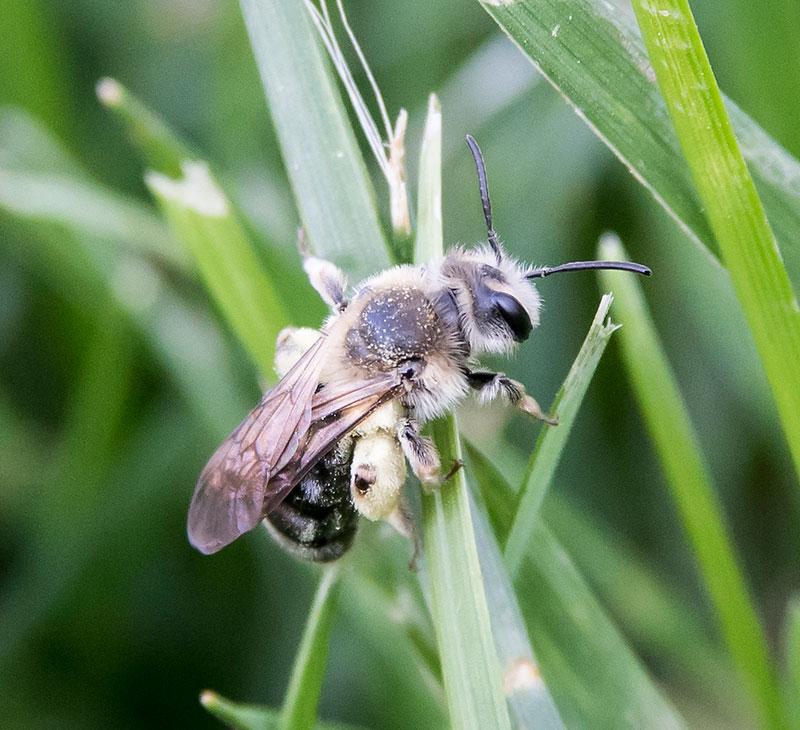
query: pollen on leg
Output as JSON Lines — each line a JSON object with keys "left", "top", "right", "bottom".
{"left": 353, "top": 464, "right": 376, "bottom": 493}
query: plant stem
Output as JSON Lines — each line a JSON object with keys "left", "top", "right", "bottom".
{"left": 279, "top": 566, "right": 341, "bottom": 730}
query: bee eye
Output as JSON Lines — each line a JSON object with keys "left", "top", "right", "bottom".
{"left": 492, "top": 292, "right": 532, "bottom": 342}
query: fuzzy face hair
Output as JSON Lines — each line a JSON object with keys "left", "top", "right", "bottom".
{"left": 438, "top": 244, "right": 542, "bottom": 355}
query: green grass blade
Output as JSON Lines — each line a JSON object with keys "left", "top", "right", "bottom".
{"left": 503, "top": 294, "right": 619, "bottom": 575}
{"left": 97, "top": 77, "right": 193, "bottom": 178}
{"left": 416, "top": 96, "right": 511, "bottom": 730}
{"left": 421, "top": 419, "right": 511, "bottom": 730}
{"left": 599, "top": 233, "right": 784, "bottom": 728}
{"left": 631, "top": 0, "right": 800, "bottom": 489}
{"left": 201, "top": 690, "right": 367, "bottom": 730}
{"left": 0, "top": 109, "right": 248, "bottom": 433}
{"left": 97, "top": 79, "right": 289, "bottom": 377}
{"left": 470, "top": 495, "right": 564, "bottom": 728}
{"left": 477, "top": 0, "right": 800, "bottom": 292}
{"left": 146, "top": 162, "right": 288, "bottom": 377}
{"left": 239, "top": 0, "right": 391, "bottom": 279}
{"left": 279, "top": 566, "right": 341, "bottom": 730}
{"left": 784, "top": 598, "right": 800, "bottom": 729}
{"left": 515, "top": 526, "right": 683, "bottom": 728}
{"left": 543, "top": 499, "right": 741, "bottom": 710}
{"left": 467, "top": 441, "right": 684, "bottom": 728}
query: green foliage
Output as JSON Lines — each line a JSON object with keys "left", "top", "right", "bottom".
{"left": 503, "top": 294, "right": 619, "bottom": 574}
{"left": 1, "top": 0, "right": 798, "bottom": 728}
{"left": 600, "top": 234, "right": 782, "bottom": 727}
{"left": 631, "top": 0, "right": 800, "bottom": 496}
{"left": 239, "top": 0, "right": 391, "bottom": 279}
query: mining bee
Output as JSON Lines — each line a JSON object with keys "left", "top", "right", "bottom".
{"left": 187, "top": 136, "right": 650, "bottom": 559}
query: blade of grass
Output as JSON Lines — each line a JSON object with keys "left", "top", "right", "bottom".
{"left": 599, "top": 233, "right": 784, "bottom": 728}
{"left": 631, "top": 0, "right": 800, "bottom": 488}
{"left": 240, "top": 0, "right": 391, "bottom": 279}
{"left": 466, "top": 441, "right": 684, "bottom": 728}
{"left": 421, "top": 419, "right": 511, "bottom": 730}
{"left": 503, "top": 293, "right": 619, "bottom": 575}
{"left": 416, "top": 96, "right": 511, "bottom": 730}
{"left": 414, "top": 94, "right": 442, "bottom": 264}
{"left": 278, "top": 566, "right": 341, "bottom": 730}
{"left": 97, "top": 77, "right": 193, "bottom": 178}
{"left": 146, "top": 162, "right": 287, "bottom": 377}
{"left": 477, "top": 0, "right": 800, "bottom": 292}
{"left": 0, "top": 110, "right": 249, "bottom": 432}
{"left": 784, "top": 598, "right": 800, "bottom": 729}
{"left": 470, "top": 493, "right": 564, "bottom": 728}
{"left": 96, "top": 79, "right": 288, "bottom": 377}
{"left": 542, "top": 498, "right": 742, "bottom": 710}
{"left": 97, "top": 79, "right": 290, "bottom": 378}
{"left": 200, "top": 690, "right": 367, "bottom": 730}
{"left": 0, "top": 107, "right": 183, "bottom": 269}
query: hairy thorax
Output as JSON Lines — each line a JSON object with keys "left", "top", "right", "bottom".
{"left": 344, "top": 286, "right": 445, "bottom": 373}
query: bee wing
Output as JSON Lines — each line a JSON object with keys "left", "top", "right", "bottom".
{"left": 187, "top": 336, "right": 326, "bottom": 555}
{"left": 262, "top": 376, "right": 404, "bottom": 515}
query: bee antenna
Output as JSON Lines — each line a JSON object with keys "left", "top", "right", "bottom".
{"left": 465, "top": 134, "right": 502, "bottom": 264}
{"left": 526, "top": 260, "right": 652, "bottom": 279}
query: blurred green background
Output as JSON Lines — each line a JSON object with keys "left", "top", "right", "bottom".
{"left": 1, "top": 0, "right": 799, "bottom": 727}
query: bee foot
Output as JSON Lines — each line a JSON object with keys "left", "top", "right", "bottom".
{"left": 443, "top": 459, "right": 464, "bottom": 481}
{"left": 520, "top": 395, "right": 559, "bottom": 426}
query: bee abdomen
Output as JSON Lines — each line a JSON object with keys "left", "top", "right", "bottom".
{"left": 264, "top": 449, "right": 358, "bottom": 562}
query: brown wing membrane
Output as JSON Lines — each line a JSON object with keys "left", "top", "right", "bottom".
{"left": 262, "top": 377, "right": 404, "bottom": 515}
{"left": 187, "top": 337, "right": 326, "bottom": 555}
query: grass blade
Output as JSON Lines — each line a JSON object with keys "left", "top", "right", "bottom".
{"left": 0, "top": 109, "right": 249, "bottom": 434}
{"left": 467, "top": 441, "right": 684, "bottom": 728}
{"left": 146, "top": 162, "right": 288, "bottom": 377}
{"left": 421, "top": 419, "right": 511, "bottom": 730}
{"left": 416, "top": 96, "right": 511, "bottom": 730}
{"left": 470, "top": 494, "right": 564, "bottom": 728}
{"left": 785, "top": 598, "right": 800, "bottom": 729}
{"left": 240, "top": 0, "right": 391, "bottom": 279}
{"left": 97, "top": 81, "right": 290, "bottom": 379}
{"left": 278, "top": 566, "right": 341, "bottom": 730}
{"left": 477, "top": 0, "right": 800, "bottom": 292}
{"left": 200, "top": 690, "right": 366, "bottom": 730}
{"left": 503, "top": 294, "right": 619, "bottom": 575}
{"left": 97, "top": 77, "right": 193, "bottom": 178}
{"left": 631, "top": 0, "right": 800, "bottom": 489}
{"left": 599, "top": 233, "right": 783, "bottom": 728}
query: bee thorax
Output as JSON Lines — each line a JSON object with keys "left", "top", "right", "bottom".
{"left": 345, "top": 286, "right": 444, "bottom": 372}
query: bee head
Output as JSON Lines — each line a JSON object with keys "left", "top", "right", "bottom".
{"left": 442, "top": 246, "right": 541, "bottom": 354}
{"left": 455, "top": 135, "right": 650, "bottom": 354}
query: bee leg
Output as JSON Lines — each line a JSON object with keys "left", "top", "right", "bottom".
{"left": 466, "top": 369, "right": 558, "bottom": 426}
{"left": 397, "top": 419, "right": 443, "bottom": 490}
{"left": 297, "top": 227, "right": 349, "bottom": 312}
{"left": 274, "top": 326, "right": 321, "bottom": 378}
{"left": 385, "top": 500, "right": 421, "bottom": 571}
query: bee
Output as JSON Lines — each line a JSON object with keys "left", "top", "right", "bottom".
{"left": 187, "top": 135, "right": 650, "bottom": 558}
